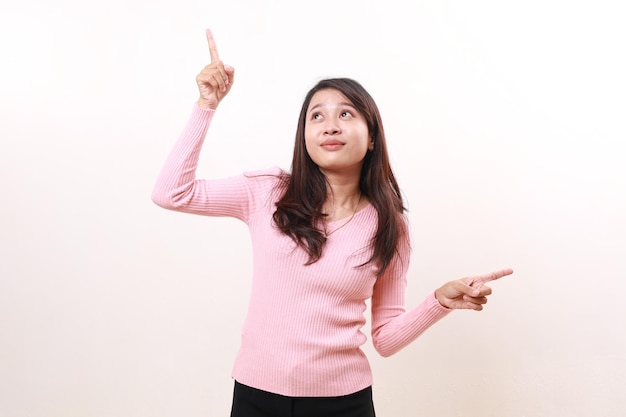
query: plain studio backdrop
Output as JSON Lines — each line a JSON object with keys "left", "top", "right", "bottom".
{"left": 1, "top": 1, "right": 624, "bottom": 416}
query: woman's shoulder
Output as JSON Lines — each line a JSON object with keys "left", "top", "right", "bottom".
{"left": 242, "top": 166, "right": 289, "bottom": 193}
{"left": 243, "top": 166, "right": 288, "bottom": 179}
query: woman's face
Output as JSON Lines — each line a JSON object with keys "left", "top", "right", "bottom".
{"left": 304, "top": 88, "right": 372, "bottom": 177}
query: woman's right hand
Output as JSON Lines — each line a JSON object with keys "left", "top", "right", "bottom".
{"left": 196, "top": 29, "right": 235, "bottom": 109}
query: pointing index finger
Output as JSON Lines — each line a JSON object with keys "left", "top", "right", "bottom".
{"left": 206, "top": 28, "right": 220, "bottom": 62}
{"left": 478, "top": 268, "right": 514, "bottom": 283}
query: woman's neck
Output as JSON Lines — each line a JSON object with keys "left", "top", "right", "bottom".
{"left": 323, "top": 184, "right": 363, "bottom": 222}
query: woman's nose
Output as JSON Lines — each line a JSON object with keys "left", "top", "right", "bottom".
{"left": 323, "top": 121, "right": 341, "bottom": 135}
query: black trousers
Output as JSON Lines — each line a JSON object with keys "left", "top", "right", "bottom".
{"left": 230, "top": 380, "right": 376, "bottom": 417}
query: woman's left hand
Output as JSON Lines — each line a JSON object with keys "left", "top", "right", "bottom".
{"left": 435, "top": 268, "right": 514, "bottom": 311}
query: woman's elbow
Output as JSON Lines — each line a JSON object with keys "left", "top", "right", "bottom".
{"left": 372, "top": 338, "right": 400, "bottom": 358}
{"left": 151, "top": 188, "right": 177, "bottom": 210}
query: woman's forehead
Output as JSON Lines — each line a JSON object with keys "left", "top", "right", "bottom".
{"left": 307, "top": 89, "right": 354, "bottom": 111}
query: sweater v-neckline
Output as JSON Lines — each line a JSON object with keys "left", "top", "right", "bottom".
{"left": 326, "top": 202, "right": 372, "bottom": 225}
{"left": 324, "top": 204, "right": 368, "bottom": 237}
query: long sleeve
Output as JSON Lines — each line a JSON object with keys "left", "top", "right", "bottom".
{"left": 151, "top": 104, "right": 253, "bottom": 221}
{"left": 370, "top": 231, "right": 451, "bottom": 357}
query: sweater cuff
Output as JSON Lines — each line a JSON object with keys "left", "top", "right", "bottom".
{"left": 428, "top": 291, "right": 453, "bottom": 313}
{"left": 193, "top": 102, "right": 217, "bottom": 115}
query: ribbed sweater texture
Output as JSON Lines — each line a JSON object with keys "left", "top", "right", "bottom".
{"left": 151, "top": 104, "right": 451, "bottom": 397}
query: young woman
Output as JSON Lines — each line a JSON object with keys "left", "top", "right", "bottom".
{"left": 152, "top": 29, "right": 513, "bottom": 417}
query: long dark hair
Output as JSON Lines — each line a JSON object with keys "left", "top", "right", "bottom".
{"left": 273, "top": 78, "right": 406, "bottom": 276}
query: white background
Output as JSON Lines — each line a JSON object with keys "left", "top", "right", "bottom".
{"left": 1, "top": 1, "right": 625, "bottom": 416}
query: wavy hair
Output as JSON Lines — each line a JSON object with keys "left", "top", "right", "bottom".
{"left": 273, "top": 78, "right": 407, "bottom": 276}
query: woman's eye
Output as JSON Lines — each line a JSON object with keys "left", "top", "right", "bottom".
{"left": 340, "top": 111, "right": 352, "bottom": 118}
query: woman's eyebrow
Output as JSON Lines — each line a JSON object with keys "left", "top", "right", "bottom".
{"left": 308, "top": 102, "right": 356, "bottom": 112}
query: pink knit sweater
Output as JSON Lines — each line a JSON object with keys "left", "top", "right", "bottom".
{"left": 152, "top": 104, "right": 451, "bottom": 397}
